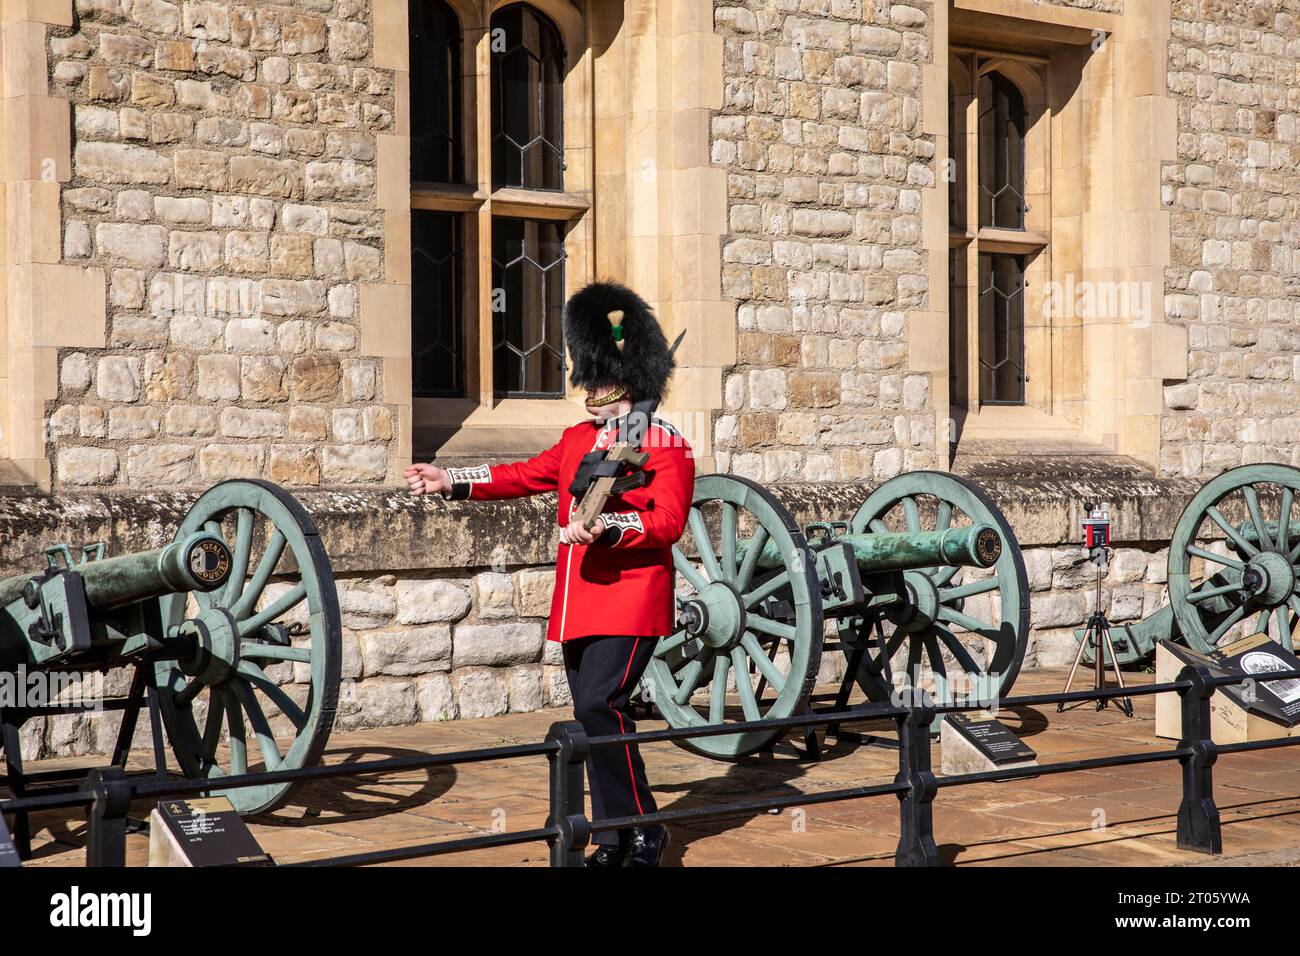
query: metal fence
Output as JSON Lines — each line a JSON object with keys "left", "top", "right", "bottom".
{"left": 3, "top": 663, "right": 1299, "bottom": 867}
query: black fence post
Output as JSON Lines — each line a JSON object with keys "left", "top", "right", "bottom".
{"left": 84, "top": 766, "right": 132, "bottom": 867}
{"left": 545, "top": 721, "right": 591, "bottom": 867}
{"left": 894, "top": 693, "right": 940, "bottom": 867}
{"left": 1175, "top": 665, "right": 1221, "bottom": 855}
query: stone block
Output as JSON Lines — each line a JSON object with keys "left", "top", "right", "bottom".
{"left": 360, "top": 626, "right": 451, "bottom": 676}
{"left": 452, "top": 622, "right": 544, "bottom": 669}
{"left": 396, "top": 580, "right": 471, "bottom": 625}
{"left": 452, "top": 667, "right": 508, "bottom": 719}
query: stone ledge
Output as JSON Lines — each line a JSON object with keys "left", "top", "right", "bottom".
{"left": 0, "top": 473, "right": 1210, "bottom": 577}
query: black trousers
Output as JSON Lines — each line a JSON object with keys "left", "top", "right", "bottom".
{"left": 562, "top": 634, "right": 659, "bottom": 845}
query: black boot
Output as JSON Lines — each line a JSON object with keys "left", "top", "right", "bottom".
{"left": 584, "top": 833, "right": 629, "bottom": 867}
{"left": 624, "top": 826, "right": 670, "bottom": 867}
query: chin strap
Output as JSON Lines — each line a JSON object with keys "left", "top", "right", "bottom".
{"left": 572, "top": 329, "right": 688, "bottom": 532}
{"left": 587, "top": 383, "right": 628, "bottom": 407}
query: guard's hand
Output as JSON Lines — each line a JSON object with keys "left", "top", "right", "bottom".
{"left": 561, "top": 517, "right": 605, "bottom": 546}
{"left": 404, "top": 463, "right": 451, "bottom": 497}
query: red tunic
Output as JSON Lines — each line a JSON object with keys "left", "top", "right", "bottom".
{"left": 444, "top": 415, "right": 695, "bottom": 643}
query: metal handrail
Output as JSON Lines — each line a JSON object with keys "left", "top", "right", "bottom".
{"left": 8, "top": 663, "right": 1300, "bottom": 867}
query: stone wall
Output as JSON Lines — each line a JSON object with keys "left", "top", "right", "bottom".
{"left": 44, "top": 0, "right": 396, "bottom": 491}
{"left": 710, "top": 0, "right": 940, "bottom": 484}
{"left": 1, "top": 474, "right": 1204, "bottom": 760}
{"left": 1160, "top": 0, "right": 1300, "bottom": 478}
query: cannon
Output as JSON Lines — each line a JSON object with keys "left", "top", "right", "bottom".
{"left": 0, "top": 480, "right": 341, "bottom": 857}
{"left": 643, "top": 472, "right": 1029, "bottom": 757}
{"left": 1080, "top": 463, "right": 1300, "bottom": 665}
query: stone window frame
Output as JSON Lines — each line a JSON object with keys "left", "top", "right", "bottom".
{"left": 948, "top": 49, "right": 1050, "bottom": 414}
{"left": 405, "top": 0, "right": 594, "bottom": 457}
{"left": 374, "top": 0, "right": 730, "bottom": 471}
{"left": 928, "top": 0, "right": 1186, "bottom": 472}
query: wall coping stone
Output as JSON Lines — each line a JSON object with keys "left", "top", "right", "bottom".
{"left": 0, "top": 474, "right": 1210, "bottom": 577}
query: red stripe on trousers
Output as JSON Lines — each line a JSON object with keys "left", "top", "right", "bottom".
{"left": 610, "top": 637, "right": 645, "bottom": 815}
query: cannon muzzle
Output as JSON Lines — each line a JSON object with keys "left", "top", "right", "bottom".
{"left": 739, "top": 524, "right": 1002, "bottom": 574}
{"left": 0, "top": 531, "right": 233, "bottom": 611}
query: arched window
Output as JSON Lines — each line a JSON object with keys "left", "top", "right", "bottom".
{"left": 408, "top": 1, "right": 580, "bottom": 407}
{"left": 490, "top": 3, "right": 565, "bottom": 191}
{"left": 948, "top": 58, "right": 1045, "bottom": 410}
{"left": 976, "top": 72, "right": 1028, "bottom": 403}
{"left": 488, "top": 3, "right": 567, "bottom": 396}
{"left": 410, "top": 0, "right": 463, "bottom": 184}
{"left": 977, "top": 71, "right": 1026, "bottom": 230}
{"left": 410, "top": 0, "right": 464, "bottom": 398}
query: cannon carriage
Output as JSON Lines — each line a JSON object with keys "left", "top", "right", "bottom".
{"left": 0, "top": 479, "right": 342, "bottom": 859}
{"left": 8, "top": 460, "right": 1296, "bottom": 861}
{"left": 1079, "top": 463, "right": 1300, "bottom": 665}
{"left": 643, "top": 471, "right": 1030, "bottom": 757}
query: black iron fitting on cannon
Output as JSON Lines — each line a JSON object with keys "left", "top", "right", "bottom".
{"left": 22, "top": 568, "right": 88, "bottom": 653}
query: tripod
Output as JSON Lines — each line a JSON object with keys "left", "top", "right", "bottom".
{"left": 1059, "top": 547, "right": 1133, "bottom": 716}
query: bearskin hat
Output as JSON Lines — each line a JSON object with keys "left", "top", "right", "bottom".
{"left": 564, "top": 281, "right": 675, "bottom": 406}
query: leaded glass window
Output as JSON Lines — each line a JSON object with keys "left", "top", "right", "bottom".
{"left": 977, "top": 71, "right": 1026, "bottom": 230}
{"left": 491, "top": 217, "right": 566, "bottom": 397}
{"left": 978, "top": 253, "right": 1025, "bottom": 404}
{"left": 409, "top": 1, "right": 580, "bottom": 412}
{"left": 490, "top": 4, "right": 565, "bottom": 190}
{"left": 412, "top": 211, "right": 464, "bottom": 397}
{"left": 949, "top": 54, "right": 1044, "bottom": 413}
{"left": 410, "top": 0, "right": 462, "bottom": 184}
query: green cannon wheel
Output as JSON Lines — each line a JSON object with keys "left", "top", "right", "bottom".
{"left": 642, "top": 475, "right": 824, "bottom": 759}
{"left": 155, "top": 480, "right": 341, "bottom": 815}
{"left": 1169, "top": 463, "right": 1300, "bottom": 654}
{"left": 843, "top": 472, "right": 1029, "bottom": 706}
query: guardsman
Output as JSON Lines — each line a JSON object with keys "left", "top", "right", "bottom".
{"left": 404, "top": 281, "right": 693, "bottom": 867}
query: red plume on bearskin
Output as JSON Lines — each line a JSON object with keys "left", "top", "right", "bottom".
{"left": 563, "top": 281, "right": 675, "bottom": 405}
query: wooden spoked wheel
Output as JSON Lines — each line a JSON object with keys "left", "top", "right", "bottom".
{"left": 642, "top": 475, "right": 824, "bottom": 759}
{"left": 1169, "top": 463, "right": 1300, "bottom": 655}
{"left": 843, "top": 472, "right": 1030, "bottom": 707}
{"left": 155, "top": 480, "right": 341, "bottom": 814}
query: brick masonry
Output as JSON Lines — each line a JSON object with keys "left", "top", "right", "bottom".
{"left": 24, "top": 0, "right": 1300, "bottom": 489}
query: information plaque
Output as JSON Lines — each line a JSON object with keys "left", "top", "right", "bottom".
{"left": 1161, "top": 635, "right": 1300, "bottom": 728}
{"left": 946, "top": 713, "right": 1037, "bottom": 765}
{"left": 155, "top": 797, "right": 272, "bottom": 867}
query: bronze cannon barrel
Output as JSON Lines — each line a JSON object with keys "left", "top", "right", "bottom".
{"left": 739, "top": 524, "right": 1002, "bottom": 574}
{"left": 1237, "top": 521, "right": 1300, "bottom": 548}
{"left": 0, "top": 531, "right": 233, "bottom": 611}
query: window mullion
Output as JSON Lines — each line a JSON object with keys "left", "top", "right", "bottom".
{"left": 965, "top": 57, "right": 981, "bottom": 412}
{"left": 474, "top": 23, "right": 495, "bottom": 406}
